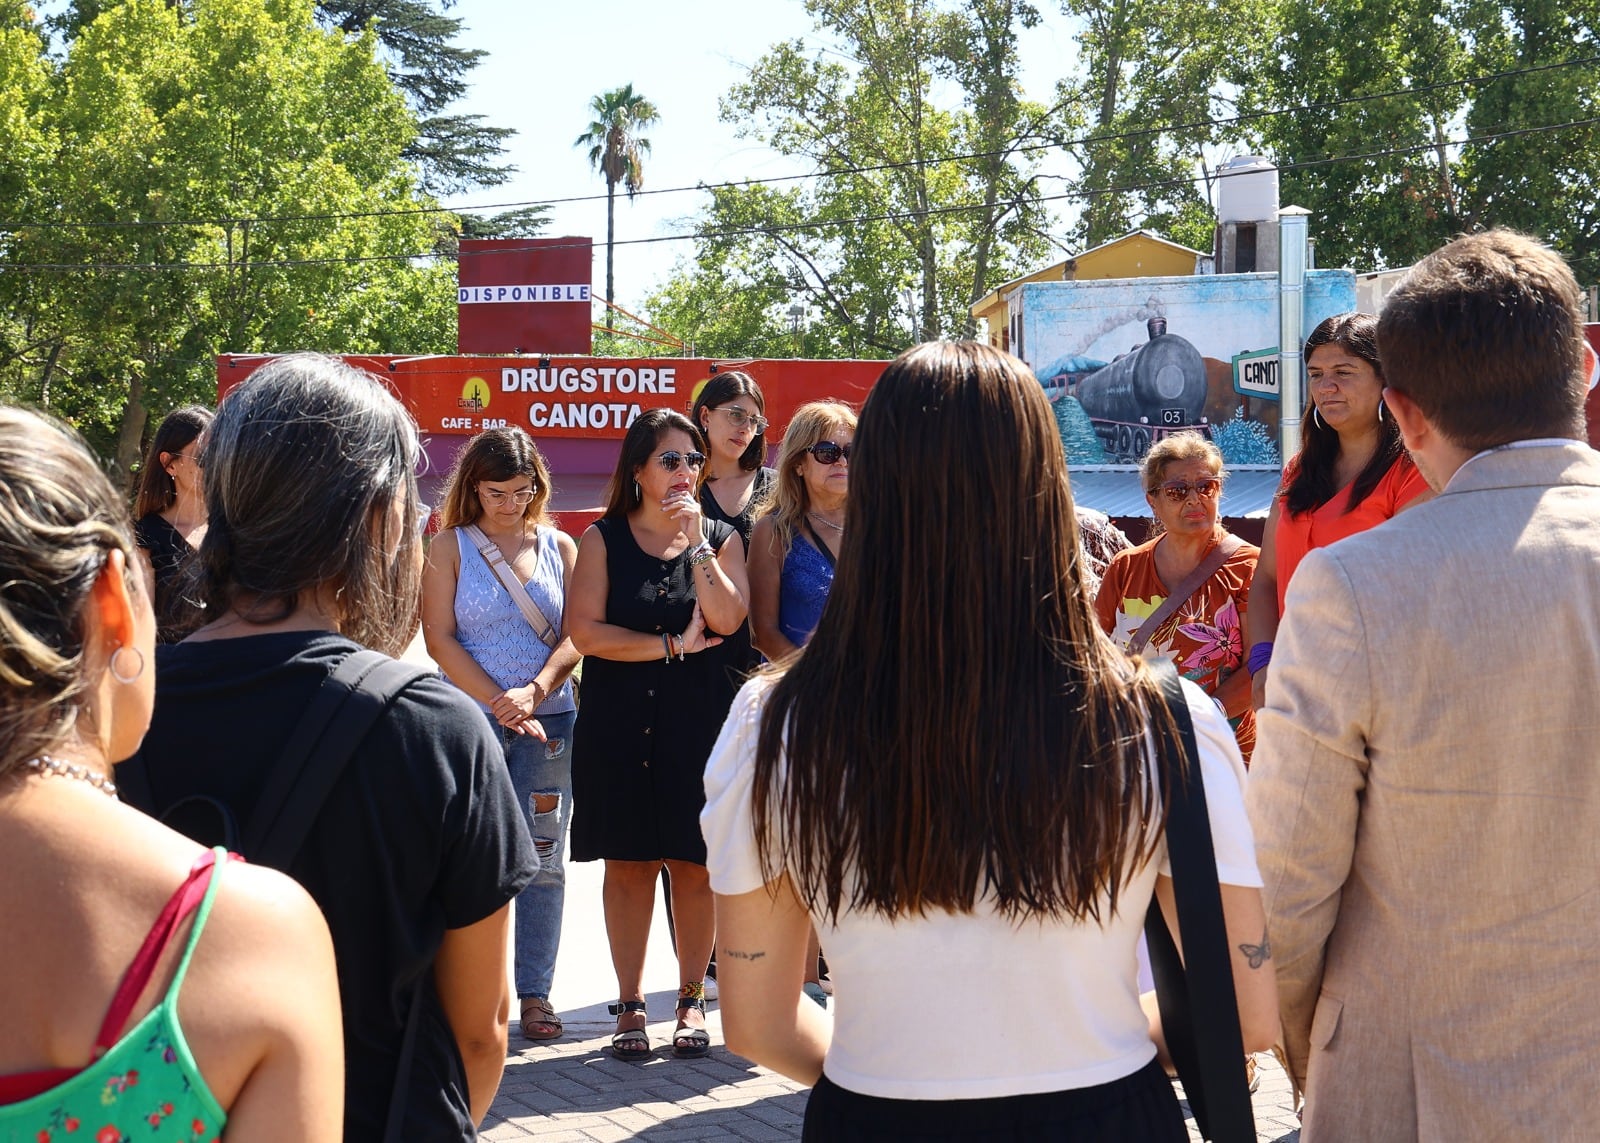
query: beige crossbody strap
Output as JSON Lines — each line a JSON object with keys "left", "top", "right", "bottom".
{"left": 1127, "top": 533, "right": 1245, "bottom": 656}
{"left": 462, "top": 525, "right": 561, "bottom": 650}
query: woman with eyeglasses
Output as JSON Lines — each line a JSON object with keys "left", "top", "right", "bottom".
{"left": 132, "top": 404, "right": 213, "bottom": 642}
{"left": 567, "top": 407, "right": 749, "bottom": 1061}
{"left": 691, "top": 373, "right": 774, "bottom": 679}
{"left": 749, "top": 400, "right": 856, "bottom": 661}
{"left": 1246, "top": 313, "right": 1430, "bottom": 709}
{"left": 421, "top": 427, "right": 581, "bottom": 1043}
{"left": 1094, "top": 432, "right": 1260, "bottom": 761}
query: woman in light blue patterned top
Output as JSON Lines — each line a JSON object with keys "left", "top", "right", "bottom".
{"left": 422, "top": 427, "right": 581, "bottom": 1041}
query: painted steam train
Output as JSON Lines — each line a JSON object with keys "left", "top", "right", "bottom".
{"left": 1048, "top": 316, "right": 1211, "bottom": 462}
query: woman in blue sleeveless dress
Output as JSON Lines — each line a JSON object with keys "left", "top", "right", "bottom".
{"left": 748, "top": 400, "right": 856, "bottom": 659}
{"left": 423, "top": 427, "right": 581, "bottom": 1042}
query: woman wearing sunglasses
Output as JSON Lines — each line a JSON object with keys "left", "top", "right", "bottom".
{"left": 1094, "top": 432, "right": 1260, "bottom": 761}
{"left": 748, "top": 400, "right": 856, "bottom": 661}
{"left": 1246, "top": 313, "right": 1430, "bottom": 709}
{"left": 567, "top": 407, "right": 749, "bottom": 1062}
{"left": 421, "top": 427, "right": 581, "bottom": 1043}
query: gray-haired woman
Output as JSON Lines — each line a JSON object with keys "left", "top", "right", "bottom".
{"left": 127, "top": 354, "right": 538, "bottom": 1140}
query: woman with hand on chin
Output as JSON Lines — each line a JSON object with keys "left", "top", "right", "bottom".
{"left": 422, "top": 427, "right": 581, "bottom": 1043}
{"left": 1247, "top": 313, "right": 1430, "bottom": 709}
{"left": 567, "top": 408, "right": 749, "bottom": 1062}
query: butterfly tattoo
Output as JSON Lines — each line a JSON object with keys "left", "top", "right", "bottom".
{"left": 1239, "top": 929, "right": 1272, "bottom": 969}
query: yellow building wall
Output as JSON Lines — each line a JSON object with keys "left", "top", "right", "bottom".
{"left": 1071, "top": 234, "right": 1204, "bottom": 280}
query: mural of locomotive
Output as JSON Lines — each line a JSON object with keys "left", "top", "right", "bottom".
{"left": 1041, "top": 316, "right": 1211, "bottom": 462}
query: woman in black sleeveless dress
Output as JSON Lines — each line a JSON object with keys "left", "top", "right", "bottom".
{"left": 568, "top": 408, "right": 749, "bottom": 1062}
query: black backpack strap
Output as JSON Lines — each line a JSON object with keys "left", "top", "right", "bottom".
{"left": 243, "top": 649, "right": 428, "bottom": 870}
{"left": 1142, "top": 658, "right": 1254, "bottom": 1142}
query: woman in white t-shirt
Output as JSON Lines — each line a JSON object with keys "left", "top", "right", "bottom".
{"left": 701, "top": 341, "right": 1279, "bottom": 1141}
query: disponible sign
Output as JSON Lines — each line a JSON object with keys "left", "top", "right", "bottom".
{"left": 457, "top": 237, "right": 594, "bottom": 355}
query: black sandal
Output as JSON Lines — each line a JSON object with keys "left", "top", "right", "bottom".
{"left": 607, "top": 1000, "right": 650, "bottom": 1062}
{"left": 673, "top": 983, "right": 711, "bottom": 1059}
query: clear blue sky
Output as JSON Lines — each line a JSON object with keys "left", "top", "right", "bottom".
{"left": 450, "top": 1, "right": 1088, "bottom": 311}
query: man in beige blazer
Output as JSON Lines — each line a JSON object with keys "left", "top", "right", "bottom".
{"left": 1248, "top": 229, "right": 1600, "bottom": 1141}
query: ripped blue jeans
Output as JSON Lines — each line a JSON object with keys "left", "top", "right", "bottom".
{"left": 492, "top": 709, "right": 575, "bottom": 1000}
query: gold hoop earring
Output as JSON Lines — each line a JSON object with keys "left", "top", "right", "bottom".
{"left": 110, "top": 645, "right": 145, "bottom": 685}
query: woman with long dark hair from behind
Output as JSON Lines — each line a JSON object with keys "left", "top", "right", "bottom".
{"left": 422, "top": 427, "right": 581, "bottom": 1042}
{"left": 1247, "top": 313, "right": 1430, "bottom": 708}
{"left": 0, "top": 407, "right": 341, "bottom": 1142}
{"left": 567, "top": 407, "right": 748, "bottom": 1062}
{"left": 132, "top": 404, "right": 212, "bottom": 642}
{"left": 703, "top": 342, "right": 1278, "bottom": 1140}
{"left": 129, "top": 355, "right": 537, "bottom": 1139}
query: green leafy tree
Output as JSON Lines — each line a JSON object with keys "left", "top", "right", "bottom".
{"left": 666, "top": 0, "right": 1051, "bottom": 356}
{"left": 1, "top": 0, "right": 451, "bottom": 477}
{"left": 315, "top": 0, "right": 515, "bottom": 194}
{"left": 1057, "top": 0, "right": 1270, "bottom": 248}
{"left": 575, "top": 83, "right": 659, "bottom": 317}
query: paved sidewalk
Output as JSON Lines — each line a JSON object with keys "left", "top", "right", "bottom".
{"left": 485, "top": 1000, "right": 1302, "bottom": 1142}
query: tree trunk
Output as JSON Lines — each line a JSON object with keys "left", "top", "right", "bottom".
{"left": 113, "top": 368, "right": 149, "bottom": 494}
{"left": 605, "top": 180, "right": 617, "bottom": 329}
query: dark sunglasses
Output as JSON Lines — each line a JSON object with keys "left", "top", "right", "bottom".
{"left": 806, "top": 441, "right": 852, "bottom": 465}
{"left": 1151, "top": 477, "right": 1222, "bottom": 503}
{"left": 656, "top": 450, "right": 706, "bottom": 472}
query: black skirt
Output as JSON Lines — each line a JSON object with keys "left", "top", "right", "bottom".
{"left": 802, "top": 1058, "right": 1186, "bottom": 1142}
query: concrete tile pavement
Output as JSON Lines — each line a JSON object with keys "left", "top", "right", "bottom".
{"left": 486, "top": 1002, "right": 1301, "bottom": 1142}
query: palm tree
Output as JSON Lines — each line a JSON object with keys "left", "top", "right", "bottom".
{"left": 575, "top": 84, "right": 659, "bottom": 320}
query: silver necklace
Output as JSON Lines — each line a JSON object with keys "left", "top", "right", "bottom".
{"left": 21, "top": 755, "right": 119, "bottom": 798}
{"left": 808, "top": 512, "right": 844, "bottom": 533}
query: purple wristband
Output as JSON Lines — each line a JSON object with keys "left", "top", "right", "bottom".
{"left": 1247, "top": 641, "right": 1273, "bottom": 675}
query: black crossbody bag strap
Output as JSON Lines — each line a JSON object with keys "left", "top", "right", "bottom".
{"left": 1143, "top": 657, "right": 1254, "bottom": 1142}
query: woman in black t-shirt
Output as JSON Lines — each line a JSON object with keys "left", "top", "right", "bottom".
{"left": 131, "top": 404, "right": 212, "bottom": 642}
{"left": 127, "top": 355, "right": 536, "bottom": 1141}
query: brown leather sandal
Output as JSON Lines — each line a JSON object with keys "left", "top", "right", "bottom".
{"left": 520, "top": 996, "right": 563, "bottom": 1041}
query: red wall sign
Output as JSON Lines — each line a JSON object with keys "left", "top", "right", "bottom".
{"left": 1585, "top": 324, "right": 1599, "bottom": 449}
{"left": 457, "top": 237, "right": 594, "bottom": 355}
{"left": 219, "top": 355, "right": 887, "bottom": 440}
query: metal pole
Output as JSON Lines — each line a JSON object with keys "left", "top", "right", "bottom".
{"left": 1278, "top": 206, "right": 1311, "bottom": 463}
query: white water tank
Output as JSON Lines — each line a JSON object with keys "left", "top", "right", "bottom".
{"left": 1217, "top": 155, "right": 1279, "bottom": 223}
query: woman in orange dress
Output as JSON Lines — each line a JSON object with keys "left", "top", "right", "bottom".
{"left": 1094, "top": 432, "right": 1259, "bottom": 760}
{"left": 1247, "top": 313, "right": 1431, "bottom": 708}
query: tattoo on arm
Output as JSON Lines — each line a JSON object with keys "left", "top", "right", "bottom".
{"left": 1238, "top": 929, "right": 1271, "bottom": 970}
{"left": 723, "top": 949, "right": 767, "bottom": 962}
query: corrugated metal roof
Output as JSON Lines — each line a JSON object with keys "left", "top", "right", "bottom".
{"left": 1067, "top": 465, "right": 1281, "bottom": 519}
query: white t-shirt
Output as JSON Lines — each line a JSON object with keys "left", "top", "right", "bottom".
{"left": 701, "top": 675, "right": 1261, "bottom": 1101}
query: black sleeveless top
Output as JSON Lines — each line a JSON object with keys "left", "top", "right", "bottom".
{"left": 698, "top": 467, "right": 773, "bottom": 678}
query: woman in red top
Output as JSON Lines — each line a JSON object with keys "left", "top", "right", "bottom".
{"left": 1247, "top": 313, "right": 1431, "bottom": 708}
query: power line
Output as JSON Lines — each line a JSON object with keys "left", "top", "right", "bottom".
{"left": 0, "top": 51, "right": 1594, "bottom": 234}
{"left": 1, "top": 112, "right": 1594, "bottom": 274}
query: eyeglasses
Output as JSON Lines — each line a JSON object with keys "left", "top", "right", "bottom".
{"left": 1150, "top": 477, "right": 1222, "bottom": 503}
{"left": 713, "top": 405, "right": 768, "bottom": 434}
{"left": 656, "top": 450, "right": 706, "bottom": 472}
{"left": 416, "top": 503, "right": 433, "bottom": 535}
{"left": 806, "top": 441, "right": 852, "bottom": 465}
{"left": 174, "top": 452, "right": 202, "bottom": 466}
{"left": 479, "top": 485, "right": 536, "bottom": 508}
